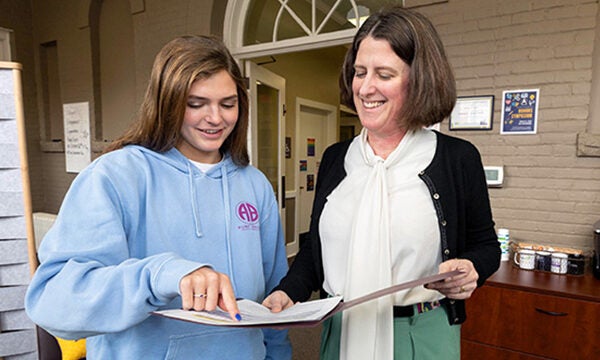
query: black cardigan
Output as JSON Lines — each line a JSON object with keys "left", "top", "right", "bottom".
{"left": 275, "top": 131, "right": 500, "bottom": 324}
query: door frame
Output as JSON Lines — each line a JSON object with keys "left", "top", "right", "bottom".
{"left": 245, "top": 62, "right": 286, "bottom": 169}
{"left": 245, "top": 61, "right": 293, "bottom": 255}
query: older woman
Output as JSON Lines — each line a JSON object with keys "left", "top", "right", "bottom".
{"left": 264, "top": 6, "right": 500, "bottom": 359}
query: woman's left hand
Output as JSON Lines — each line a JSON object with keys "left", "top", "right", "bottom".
{"left": 425, "top": 259, "right": 479, "bottom": 300}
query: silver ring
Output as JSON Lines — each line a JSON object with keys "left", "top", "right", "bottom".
{"left": 193, "top": 293, "right": 206, "bottom": 298}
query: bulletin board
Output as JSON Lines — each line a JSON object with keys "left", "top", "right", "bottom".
{"left": 0, "top": 61, "right": 38, "bottom": 358}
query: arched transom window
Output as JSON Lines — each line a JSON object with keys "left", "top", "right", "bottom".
{"left": 225, "top": 0, "right": 401, "bottom": 59}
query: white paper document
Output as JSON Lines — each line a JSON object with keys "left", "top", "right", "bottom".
{"left": 152, "top": 270, "right": 460, "bottom": 328}
{"left": 155, "top": 296, "right": 342, "bottom": 327}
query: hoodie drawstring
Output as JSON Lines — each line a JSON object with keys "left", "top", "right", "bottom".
{"left": 188, "top": 162, "right": 203, "bottom": 238}
{"left": 187, "top": 161, "right": 237, "bottom": 291}
{"left": 221, "top": 165, "right": 236, "bottom": 291}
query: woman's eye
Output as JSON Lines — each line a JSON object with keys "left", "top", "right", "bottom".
{"left": 221, "top": 102, "right": 237, "bottom": 109}
{"left": 187, "top": 101, "right": 205, "bottom": 109}
{"left": 378, "top": 73, "right": 392, "bottom": 80}
{"left": 354, "top": 71, "right": 366, "bottom": 78}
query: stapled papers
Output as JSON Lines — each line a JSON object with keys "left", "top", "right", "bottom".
{"left": 152, "top": 270, "right": 461, "bottom": 328}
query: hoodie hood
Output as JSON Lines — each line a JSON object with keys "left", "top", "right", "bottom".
{"left": 130, "top": 145, "right": 238, "bottom": 179}
{"left": 128, "top": 145, "right": 236, "bottom": 240}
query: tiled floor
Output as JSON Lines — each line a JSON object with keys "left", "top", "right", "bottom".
{"left": 289, "top": 321, "right": 321, "bottom": 359}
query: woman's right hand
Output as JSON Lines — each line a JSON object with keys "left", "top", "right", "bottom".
{"left": 262, "top": 290, "right": 294, "bottom": 313}
{"left": 179, "top": 266, "right": 241, "bottom": 321}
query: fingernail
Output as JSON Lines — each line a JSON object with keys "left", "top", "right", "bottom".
{"left": 235, "top": 313, "right": 242, "bottom": 321}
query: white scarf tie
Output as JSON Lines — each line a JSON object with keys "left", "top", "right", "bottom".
{"left": 340, "top": 129, "right": 415, "bottom": 359}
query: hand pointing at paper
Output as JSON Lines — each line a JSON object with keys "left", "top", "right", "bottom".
{"left": 180, "top": 266, "right": 241, "bottom": 321}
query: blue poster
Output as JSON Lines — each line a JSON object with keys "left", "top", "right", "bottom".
{"left": 501, "top": 89, "right": 539, "bottom": 134}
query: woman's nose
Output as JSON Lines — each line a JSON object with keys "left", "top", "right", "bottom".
{"left": 203, "top": 105, "right": 221, "bottom": 123}
{"left": 357, "top": 75, "right": 376, "bottom": 96}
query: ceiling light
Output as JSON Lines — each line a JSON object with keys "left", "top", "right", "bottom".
{"left": 346, "top": 5, "right": 370, "bottom": 27}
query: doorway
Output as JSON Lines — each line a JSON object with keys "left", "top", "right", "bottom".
{"left": 296, "top": 98, "right": 337, "bottom": 235}
{"left": 226, "top": 1, "right": 358, "bottom": 257}
{"left": 247, "top": 47, "right": 346, "bottom": 257}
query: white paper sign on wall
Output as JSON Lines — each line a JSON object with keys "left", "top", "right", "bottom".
{"left": 63, "top": 102, "right": 91, "bottom": 173}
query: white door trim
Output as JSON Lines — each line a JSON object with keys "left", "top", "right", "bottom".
{"left": 246, "top": 62, "right": 296, "bottom": 257}
{"left": 245, "top": 62, "right": 286, "bottom": 169}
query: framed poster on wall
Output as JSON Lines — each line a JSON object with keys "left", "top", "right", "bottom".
{"left": 501, "top": 89, "right": 539, "bottom": 134}
{"left": 449, "top": 95, "right": 494, "bottom": 130}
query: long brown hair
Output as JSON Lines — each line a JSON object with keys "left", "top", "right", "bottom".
{"left": 105, "top": 35, "right": 249, "bottom": 166}
{"left": 340, "top": 6, "right": 456, "bottom": 131}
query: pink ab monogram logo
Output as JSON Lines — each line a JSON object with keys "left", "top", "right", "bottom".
{"left": 236, "top": 202, "right": 259, "bottom": 224}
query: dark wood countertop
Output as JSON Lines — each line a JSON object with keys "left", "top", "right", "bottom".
{"left": 485, "top": 261, "right": 600, "bottom": 302}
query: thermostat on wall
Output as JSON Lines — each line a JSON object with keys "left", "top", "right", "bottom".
{"left": 484, "top": 166, "right": 504, "bottom": 187}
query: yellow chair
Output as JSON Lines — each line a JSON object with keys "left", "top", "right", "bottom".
{"left": 33, "top": 212, "right": 86, "bottom": 360}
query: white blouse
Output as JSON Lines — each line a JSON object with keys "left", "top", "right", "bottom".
{"left": 319, "top": 128, "right": 443, "bottom": 305}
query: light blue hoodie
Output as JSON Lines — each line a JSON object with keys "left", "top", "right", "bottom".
{"left": 25, "top": 145, "right": 291, "bottom": 359}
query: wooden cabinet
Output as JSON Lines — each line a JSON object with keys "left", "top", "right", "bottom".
{"left": 461, "top": 262, "right": 600, "bottom": 359}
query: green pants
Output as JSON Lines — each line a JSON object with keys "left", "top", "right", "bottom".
{"left": 320, "top": 305, "right": 460, "bottom": 359}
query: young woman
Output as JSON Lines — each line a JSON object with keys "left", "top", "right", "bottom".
{"left": 26, "top": 35, "right": 291, "bottom": 359}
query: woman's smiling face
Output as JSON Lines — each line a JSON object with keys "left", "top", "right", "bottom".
{"left": 177, "top": 69, "right": 239, "bottom": 164}
{"left": 352, "top": 36, "right": 411, "bottom": 139}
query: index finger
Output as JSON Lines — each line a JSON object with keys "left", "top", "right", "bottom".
{"left": 218, "top": 281, "right": 242, "bottom": 322}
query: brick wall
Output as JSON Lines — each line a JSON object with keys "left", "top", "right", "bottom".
{"left": 424, "top": 0, "right": 600, "bottom": 251}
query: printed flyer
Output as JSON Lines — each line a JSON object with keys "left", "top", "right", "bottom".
{"left": 501, "top": 89, "right": 539, "bottom": 134}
